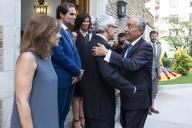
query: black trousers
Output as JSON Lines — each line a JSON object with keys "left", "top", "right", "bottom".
{"left": 120, "top": 108, "right": 148, "bottom": 128}
{"left": 85, "top": 116, "right": 115, "bottom": 128}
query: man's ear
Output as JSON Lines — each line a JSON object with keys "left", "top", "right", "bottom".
{"left": 60, "top": 12, "right": 64, "bottom": 19}
{"left": 106, "top": 26, "right": 111, "bottom": 33}
{"left": 138, "top": 29, "right": 144, "bottom": 35}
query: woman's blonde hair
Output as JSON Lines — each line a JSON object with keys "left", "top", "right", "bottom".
{"left": 20, "top": 15, "right": 60, "bottom": 58}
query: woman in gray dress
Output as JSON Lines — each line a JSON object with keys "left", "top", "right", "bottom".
{"left": 10, "top": 15, "right": 60, "bottom": 128}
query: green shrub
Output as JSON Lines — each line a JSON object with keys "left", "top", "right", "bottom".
{"left": 172, "top": 49, "right": 192, "bottom": 75}
{"left": 162, "top": 53, "right": 172, "bottom": 68}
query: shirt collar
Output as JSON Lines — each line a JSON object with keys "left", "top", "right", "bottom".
{"left": 129, "top": 36, "right": 142, "bottom": 46}
{"left": 150, "top": 41, "right": 156, "bottom": 45}
{"left": 61, "top": 23, "right": 68, "bottom": 31}
{"left": 96, "top": 34, "right": 108, "bottom": 41}
{"left": 80, "top": 29, "right": 89, "bottom": 36}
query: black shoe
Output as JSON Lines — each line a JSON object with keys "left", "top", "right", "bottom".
{"left": 150, "top": 107, "right": 159, "bottom": 114}
{"left": 148, "top": 110, "right": 152, "bottom": 115}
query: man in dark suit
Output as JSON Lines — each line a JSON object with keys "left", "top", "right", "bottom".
{"left": 83, "top": 14, "right": 136, "bottom": 128}
{"left": 92, "top": 16, "right": 153, "bottom": 128}
{"left": 51, "top": 2, "right": 83, "bottom": 128}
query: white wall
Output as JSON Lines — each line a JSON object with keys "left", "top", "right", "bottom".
{"left": 21, "top": 0, "right": 60, "bottom": 31}
{"left": 0, "top": 0, "right": 61, "bottom": 127}
{"left": 89, "top": 0, "right": 108, "bottom": 17}
{"left": 0, "top": 0, "right": 21, "bottom": 127}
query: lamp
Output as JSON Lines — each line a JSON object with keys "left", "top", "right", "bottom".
{"left": 34, "top": 0, "right": 48, "bottom": 15}
{"left": 117, "top": 0, "right": 127, "bottom": 18}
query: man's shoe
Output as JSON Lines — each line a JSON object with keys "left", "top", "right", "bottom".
{"left": 148, "top": 110, "right": 152, "bottom": 115}
{"left": 150, "top": 107, "right": 159, "bottom": 114}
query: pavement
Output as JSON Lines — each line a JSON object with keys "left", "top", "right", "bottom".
{"left": 115, "top": 84, "right": 192, "bottom": 128}
{"left": 65, "top": 84, "right": 192, "bottom": 128}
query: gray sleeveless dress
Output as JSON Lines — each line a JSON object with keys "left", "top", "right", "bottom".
{"left": 10, "top": 51, "right": 59, "bottom": 128}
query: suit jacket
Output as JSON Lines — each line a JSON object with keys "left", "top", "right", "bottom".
{"left": 83, "top": 35, "right": 135, "bottom": 120}
{"left": 109, "top": 37, "right": 153, "bottom": 110}
{"left": 151, "top": 43, "right": 161, "bottom": 79}
{"left": 51, "top": 27, "right": 81, "bottom": 88}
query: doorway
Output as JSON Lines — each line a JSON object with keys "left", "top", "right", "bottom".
{"left": 61, "top": 0, "right": 89, "bottom": 14}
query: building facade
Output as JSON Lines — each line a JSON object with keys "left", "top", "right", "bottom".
{"left": 0, "top": 0, "right": 154, "bottom": 127}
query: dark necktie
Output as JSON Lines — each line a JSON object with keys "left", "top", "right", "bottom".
{"left": 124, "top": 44, "right": 132, "bottom": 57}
{"left": 84, "top": 33, "right": 89, "bottom": 42}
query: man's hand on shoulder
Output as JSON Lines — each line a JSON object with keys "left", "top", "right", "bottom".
{"left": 92, "top": 43, "right": 108, "bottom": 56}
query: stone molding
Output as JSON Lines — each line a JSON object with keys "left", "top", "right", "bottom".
{"left": 0, "top": 26, "right": 3, "bottom": 71}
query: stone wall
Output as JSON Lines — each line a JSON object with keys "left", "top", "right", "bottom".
{"left": 0, "top": 26, "right": 3, "bottom": 71}
{"left": 0, "top": 0, "right": 21, "bottom": 127}
{"left": 0, "top": 26, "right": 3, "bottom": 128}
{"left": 106, "top": 0, "right": 154, "bottom": 36}
{"left": 0, "top": 100, "right": 2, "bottom": 128}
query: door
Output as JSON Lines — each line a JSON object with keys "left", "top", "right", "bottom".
{"left": 61, "top": 0, "right": 89, "bottom": 14}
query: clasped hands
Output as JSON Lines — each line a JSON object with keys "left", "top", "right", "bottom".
{"left": 72, "top": 69, "right": 84, "bottom": 84}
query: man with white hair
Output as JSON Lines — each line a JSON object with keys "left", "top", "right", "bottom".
{"left": 92, "top": 16, "right": 153, "bottom": 128}
{"left": 83, "top": 14, "right": 136, "bottom": 128}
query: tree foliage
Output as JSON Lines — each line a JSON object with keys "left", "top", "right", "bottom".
{"left": 172, "top": 49, "right": 192, "bottom": 75}
{"left": 162, "top": 17, "right": 192, "bottom": 56}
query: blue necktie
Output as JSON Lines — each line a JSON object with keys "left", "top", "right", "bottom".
{"left": 124, "top": 44, "right": 132, "bottom": 57}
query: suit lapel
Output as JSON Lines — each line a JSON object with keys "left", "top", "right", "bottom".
{"left": 122, "top": 44, "right": 129, "bottom": 55}
{"left": 126, "top": 38, "right": 144, "bottom": 58}
{"left": 60, "top": 28, "right": 74, "bottom": 49}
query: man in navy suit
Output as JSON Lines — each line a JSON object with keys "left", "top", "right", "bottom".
{"left": 51, "top": 2, "right": 83, "bottom": 128}
{"left": 92, "top": 16, "right": 153, "bottom": 128}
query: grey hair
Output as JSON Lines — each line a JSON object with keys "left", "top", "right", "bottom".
{"left": 95, "top": 14, "right": 116, "bottom": 33}
{"left": 135, "top": 16, "right": 146, "bottom": 31}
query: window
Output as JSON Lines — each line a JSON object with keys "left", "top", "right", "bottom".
{"left": 190, "top": 13, "right": 192, "bottom": 21}
{"left": 169, "top": 0, "right": 177, "bottom": 8}
{"left": 190, "top": 1, "right": 192, "bottom": 7}
{"left": 169, "top": 29, "right": 179, "bottom": 36}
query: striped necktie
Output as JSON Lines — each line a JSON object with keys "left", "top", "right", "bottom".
{"left": 124, "top": 44, "right": 132, "bottom": 57}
